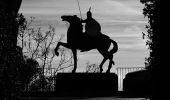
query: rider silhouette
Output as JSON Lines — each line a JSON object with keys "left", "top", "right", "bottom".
{"left": 81, "top": 8, "right": 101, "bottom": 37}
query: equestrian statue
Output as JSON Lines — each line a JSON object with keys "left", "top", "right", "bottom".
{"left": 55, "top": 9, "right": 118, "bottom": 73}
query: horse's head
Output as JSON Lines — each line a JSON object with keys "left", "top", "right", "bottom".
{"left": 61, "top": 15, "right": 83, "bottom": 33}
{"left": 61, "top": 15, "right": 81, "bottom": 24}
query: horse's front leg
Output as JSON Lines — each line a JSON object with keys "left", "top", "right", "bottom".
{"left": 54, "top": 42, "right": 70, "bottom": 56}
{"left": 72, "top": 49, "right": 77, "bottom": 73}
{"left": 54, "top": 42, "right": 61, "bottom": 56}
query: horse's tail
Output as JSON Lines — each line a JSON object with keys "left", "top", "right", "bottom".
{"left": 110, "top": 39, "right": 118, "bottom": 54}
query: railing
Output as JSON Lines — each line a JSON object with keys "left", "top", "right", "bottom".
{"left": 44, "top": 68, "right": 58, "bottom": 76}
{"left": 24, "top": 67, "right": 145, "bottom": 92}
{"left": 42, "top": 67, "right": 145, "bottom": 91}
{"left": 116, "top": 67, "right": 145, "bottom": 91}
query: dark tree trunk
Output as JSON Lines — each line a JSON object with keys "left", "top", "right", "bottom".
{"left": 0, "top": 0, "right": 22, "bottom": 99}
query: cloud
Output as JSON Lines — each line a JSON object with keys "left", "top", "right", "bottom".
{"left": 20, "top": 0, "right": 144, "bottom": 16}
{"left": 20, "top": 0, "right": 82, "bottom": 15}
{"left": 89, "top": 0, "right": 142, "bottom": 16}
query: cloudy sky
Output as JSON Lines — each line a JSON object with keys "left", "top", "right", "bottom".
{"left": 19, "top": 0, "right": 149, "bottom": 72}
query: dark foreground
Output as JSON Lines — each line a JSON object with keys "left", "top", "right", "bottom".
{"left": 19, "top": 97, "right": 148, "bottom": 100}
{"left": 19, "top": 91, "right": 149, "bottom": 100}
{"left": 18, "top": 73, "right": 150, "bottom": 100}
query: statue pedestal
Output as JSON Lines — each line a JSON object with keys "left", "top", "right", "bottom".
{"left": 55, "top": 73, "right": 118, "bottom": 97}
{"left": 123, "top": 69, "right": 153, "bottom": 97}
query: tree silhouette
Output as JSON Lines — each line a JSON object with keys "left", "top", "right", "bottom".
{"left": 20, "top": 58, "right": 39, "bottom": 91}
{"left": 140, "top": 0, "right": 160, "bottom": 70}
{"left": 17, "top": 14, "right": 74, "bottom": 74}
{"left": 0, "top": 0, "right": 23, "bottom": 99}
{"left": 16, "top": 14, "right": 75, "bottom": 92}
{"left": 140, "top": 0, "right": 160, "bottom": 99}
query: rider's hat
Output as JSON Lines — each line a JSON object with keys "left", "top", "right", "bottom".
{"left": 87, "top": 7, "right": 92, "bottom": 17}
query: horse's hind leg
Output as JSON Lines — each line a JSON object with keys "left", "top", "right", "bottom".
{"left": 99, "top": 58, "right": 107, "bottom": 73}
{"left": 106, "top": 55, "right": 115, "bottom": 73}
{"left": 98, "top": 48, "right": 108, "bottom": 73}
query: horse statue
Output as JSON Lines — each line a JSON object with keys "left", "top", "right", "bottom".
{"left": 54, "top": 15, "right": 118, "bottom": 73}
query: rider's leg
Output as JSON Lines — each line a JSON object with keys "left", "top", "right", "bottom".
{"left": 80, "top": 32, "right": 88, "bottom": 52}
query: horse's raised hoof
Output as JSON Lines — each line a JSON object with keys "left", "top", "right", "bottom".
{"left": 112, "top": 61, "right": 115, "bottom": 65}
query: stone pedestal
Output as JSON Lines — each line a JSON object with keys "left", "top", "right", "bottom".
{"left": 123, "top": 69, "right": 153, "bottom": 97}
{"left": 55, "top": 73, "right": 118, "bottom": 97}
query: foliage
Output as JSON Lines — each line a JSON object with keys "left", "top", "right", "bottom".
{"left": 28, "top": 75, "right": 55, "bottom": 92}
{"left": 19, "top": 58, "right": 40, "bottom": 90}
{"left": 16, "top": 13, "right": 74, "bottom": 92}
{"left": 17, "top": 14, "right": 74, "bottom": 72}
{"left": 140, "top": 0, "right": 160, "bottom": 69}
{"left": 140, "top": 1, "right": 160, "bottom": 99}
{"left": 0, "top": 11, "right": 27, "bottom": 99}
{"left": 86, "top": 62, "right": 100, "bottom": 73}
